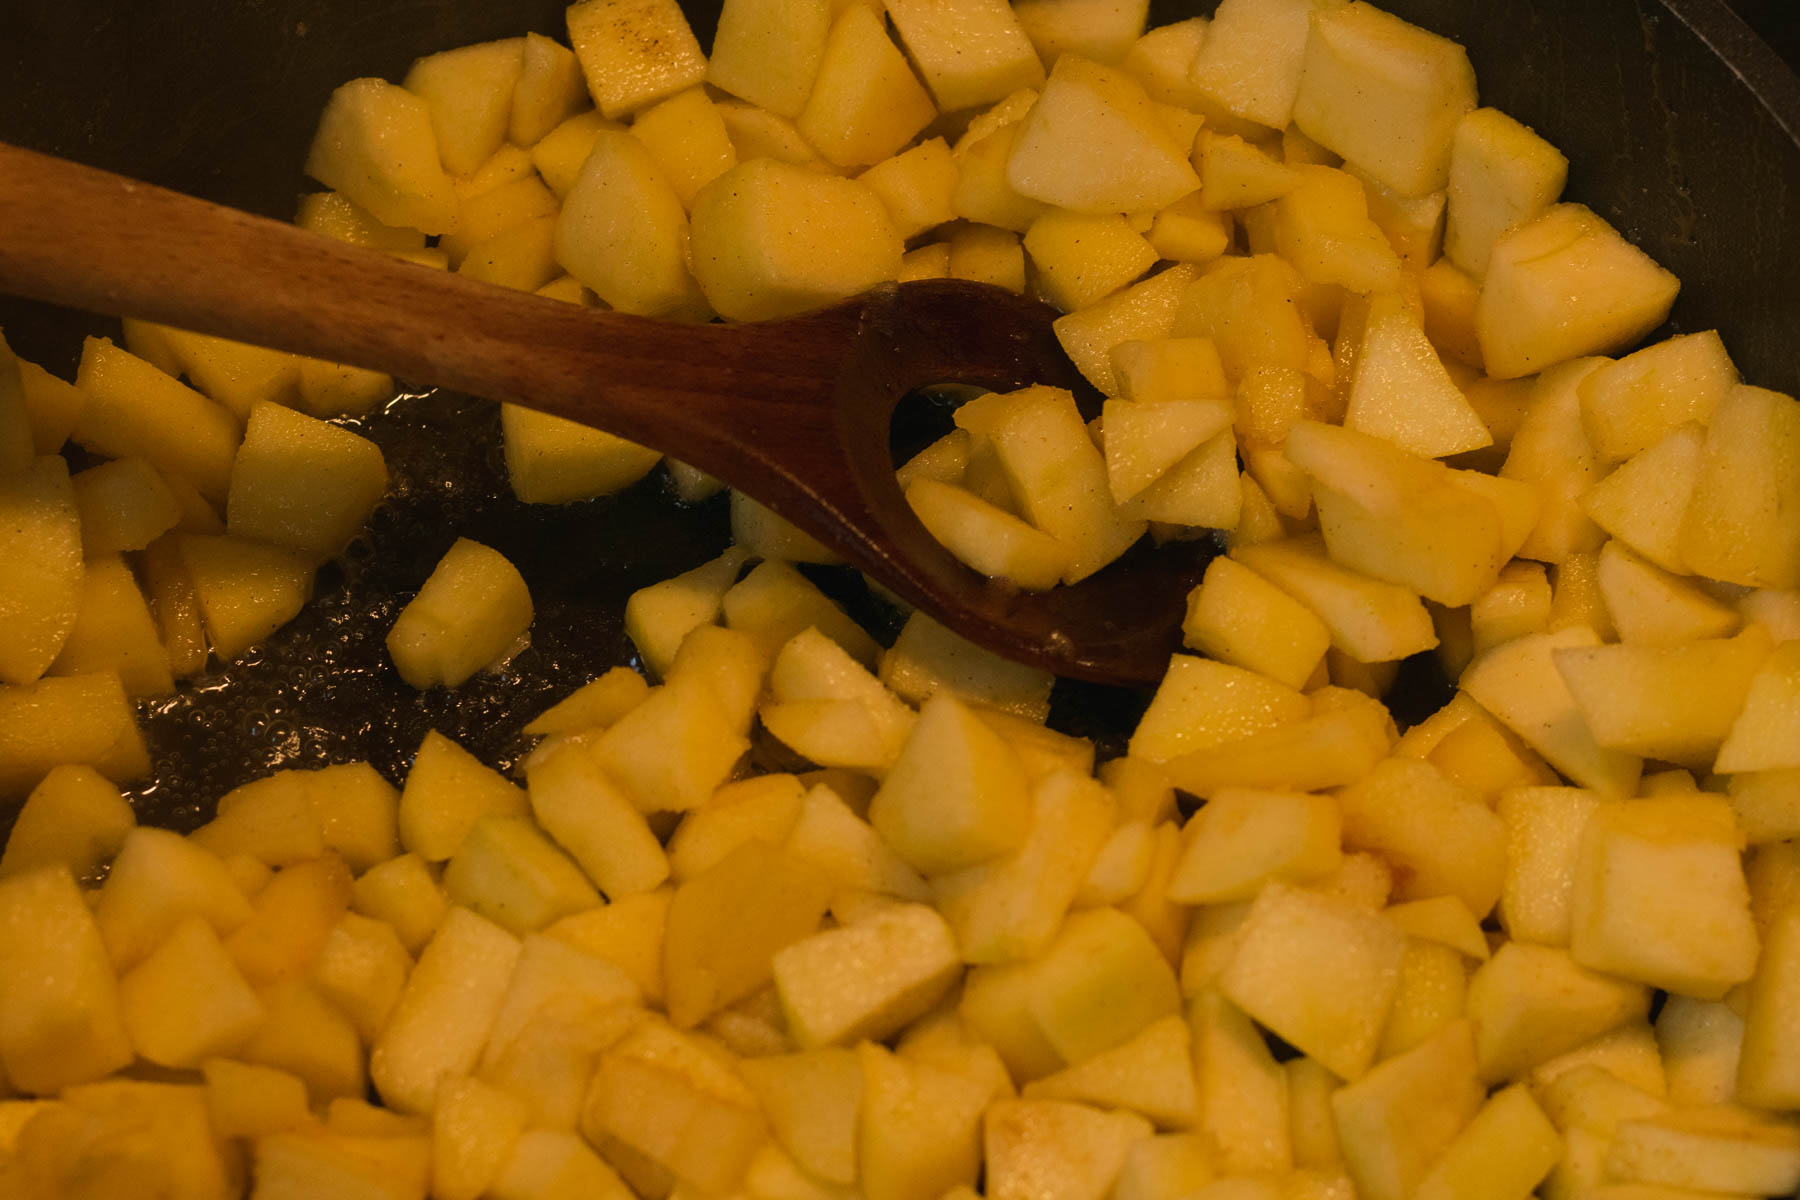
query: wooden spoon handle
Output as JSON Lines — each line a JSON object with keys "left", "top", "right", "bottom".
{"left": 0, "top": 141, "right": 853, "bottom": 466}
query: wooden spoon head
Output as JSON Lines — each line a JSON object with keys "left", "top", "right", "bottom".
{"left": 818, "top": 279, "right": 1215, "bottom": 688}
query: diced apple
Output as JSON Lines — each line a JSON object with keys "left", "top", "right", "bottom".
{"left": 554, "top": 129, "right": 703, "bottom": 317}
{"left": 305, "top": 77, "right": 459, "bottom": 233}
{"left": 856, "top": 1041, "right": 989, "bottom": 1200}
{"left": 882, "top": 0, "right": 1043, "bottom": 112}
{"left": 984, "top": 1098, "right": 1154, "bottom": 1200}
{"left": 773, "top": 901, "right": 960, "bottom": 1046}
{"left": 1465, "top": 941, "right": 1648, "bottom": 1083}
{"left": 567, "top": 0, "right": 707, "bottom": 117}
{"left": 1167, "top": 786, "right": 1341, "bottom": 903}
{"left": 1444, "top": 107, "right": 1568, "bottom": 278}
{"left": 706, "top": 0, "right": 831, "bottom": 117}
{"left": 1189, "top": 987, "right": 1292, "bottom": 1175}
{"left": 1329, "top": 1019, "right": 1484, "bottom": 1200}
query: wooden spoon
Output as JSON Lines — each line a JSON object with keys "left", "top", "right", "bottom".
{"left": 0, "top": 140, "right": 1208, "bottom": 686}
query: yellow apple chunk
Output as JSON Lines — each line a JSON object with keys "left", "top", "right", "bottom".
{"left": 772, "top": 902, "right": 960, "bottom": 1047}
{"left": 1186, "top": 0, "right": 1341, "bottom": 131}
{"left": 554, "top": 129, "right": 704, "bottom": 317}
{"left": 883, "top": 0, "right": 1044, "bottom": 112}
{"left": 566, "top": 0, "right": 708, "bottom": 118}
{"left": 706, "top": 0, "right": 831, "bottom": 117}
{"left": 227, "top": 401, "right": 388, "bottom": 560}
{"left": 1578, "top": 329, "right": 1738, "bottom": 462}
{"left": 1677, "top": 383, "right": 1800, "bottom": 589}
{"left": 0, "top": 671, "right": 151, "bottom": 797}
{"left": 305, "top": 77, "right": 460, "bottom": 234}
{"left": 387, "top": 537, "right": 532, "bottom": 689}
{"left": 796, "top": 7, "right": 937, "bottom": 168}
{"left": 1464, "top": 941, "right": 1648, "bottom": 1083}
{"left": 984, "top": 1098, "right": 1154, "bottom": 1200}
{"left": 397, "top": 729, "right": 530, "bottom": 862}
{"left": 1444, "top": 107, "right": 1568, "bottom": 278}
{"left": 870, "top": 693, "right": 1032, "bottom": 877}
{"left": 1329, "top": 1020, "right": 1484, "bottom": 1200}
{"left": 904, "top": 478, "right": 1072, "bottom": 592}
{"left": 0, "top": 456, "right": 82, "bottom": 687}
{"left": 403, "top": 38, "right": 525, "bottom": 177}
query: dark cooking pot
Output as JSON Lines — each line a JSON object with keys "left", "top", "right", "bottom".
{"left": 0, "top": 0, "right": 1797, "bottom": 836}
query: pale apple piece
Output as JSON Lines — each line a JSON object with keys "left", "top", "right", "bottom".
{"left": 1343, "top": 291, "right": 1490, "bottom": 458}
{"left": 499, "top": 404, "right": 661, "bottom": 507}
{"left": 1024, "top": 212, "right": 1158, "bottom": 316}
{"left": 1185, "top": 0, "right": 1340, "bottom": 130}
{"left": 47, "top": 552, "right": 173, "bottom": 697}
{"left": 1568, "top": 794, "right": 1758, "bottom": 1000}
{"left": 249, "top": 1128, "right": 431, "bottom": 1199}
{"left": 507, "top": 33, "right": 586, "bottom": 148}
{"left": 1443, "top": 106, "right": 1568, "bottom": 278}
{"left": 784, "top": 783, "right": 932, "bottom": 901}
{"left": 1579, "top": 332, "right": 1738, "bottom": 465}
{"left": 1195, "top": 132, "right": 1297, "bottom": 213}
{"left": 1726, "top": 769, "right": 1800, "bottom": 845}
{"left": 664, "top": 774, "right": 804, "bottom": 883}
{"left": 1102, "top": 397, "right": 1233, "bottom": 504}
{"left": 1730, "top": 899, "right": 1800, "bottom": 1110}
{"left": 395, "top": 729, "right": 529, "bottom": 863}
{"left": 241, "top": 981, "right": 364, "bottom": 1101}
{"left": 1161, "top": 694, "right": 1395, "bottom": 798}
{"left": 620, "top": 90, "right": 734, "bottom": 215}
{"left": 1120, "top": 819, "right": 1189, "bottom": 965}
{"left": 1581, "top": 426, "right": 1705, "bottom": 576}
{"left": 847, "top": 148, "right": 952, "bottom": 251}
{"left": 1110, "top": 338, "right": 1232, "bottom": 408}
{"left": 903, "top": 478, "right": 1071, "bottom": 593}
{"left": 69, "top": 456, "right": 179, "bottom": 557}
{"left": 1231, "top": 536, "right": 1438, "bottom": 662}
{"left": 303, "top": 77, "right": 458, "bottom": 233}
{"left": 1600, "top": 550, "right": 1739, "bottom": 652}
{"left": 933, "top": 770, "right": 1115, "bottom": 963}
{"left": 1376, "top": 939, "right": 1465, "bottom": 1058}
{"left": 190, "top": 773, "right": 324, "bottom": 869}
{"left": 1337, "top": 756, "right": 1505, "bottom": 917}
{"left": 1650, "top": 996, "right": 1742, "bottom": 1107}
{"left": 880, "top": 611, "right": 1054, "bottom": 722}
{"left": 1410, "top": 1083, "right": 1561, "bottom": 1200}
{"left": 623, "top": 546, "right": 748, "bottom": 679}
{"left": 444, "top": 814, "right": 601, "bottom": 936}
{"left": 706, "top": 0, "right": 829, "bottom": 117}
{"left": 351, "top": 853, "right": 450, "bottom": 955}
{"left": 226, "top": 401, "right": 386, "bottom": 561}
{"left": 524, "top": 667, "right": 650, "bottom": 737}
{"left": 1350, "top": 162, "right": 1446, "bottom": 266}
{"left": 1284, "top": 1057, "right": 1343, "bottom": 1170}
{"left": 728, "top": 492, "right": 842, "bottom": 568}
{"left": 590, "top": 678, "right": 749, "bottom": 815}
{"left": 1329, "top": 1019, "right": 1483, "bottom": 1200}
{"left": 200, "top": 1058, "right": 310, "bottom": 1141}
{"left": 1022, "top": 1013, "right": 1197, "bottom": 1129}
{"left": 691, "top": 160, "right": 901, "bottom": 321}
{"left": 1477, "top": 204, "right": 1681, "bottom": 380}
{"left": 0, "top": 865, "right": 134, "bottom": 1093}
{"left": 545, "top": 887, "right": 670, "bottom": 1004}
{"left": 1460, "top": 626, "right": 1643, "bottom": 798}
{"left": 1167, "top": 787, "right": 1339, "bottom": 905}
{"left": 1188, "top": 988, "right": 1291, "bottom": 1175}
{"left": 294, "top": 189, "right": 428, "bottom": 252}
{"left": 487, "top": 1127, "right": 638, "bottom": 1200}
{"left": 1216, "top": 882, "right": 1405, "bottom": 1081}
{"left": 736, "top": 1047, "right": 862, "bottom": 1185}
{"left": 773, "top": 901, "right": 959, "bottom": 1047}
{"left": 1117, "top": 427, "right": 1242, "bottom": 528}
{"left": 983, "top": 1098, "right": 1153, "bottom": 1200}
{"left": 1289, "top": 1, "right": 1474, "bottom": 194}
{"left": 1535, "top": 1022, "right": 1671, "bottom": 1105}
{"left": 1006, "top": 55, "right": 1198, "bottom": 214}
{"left": 1075, "top": 819, "right": 1154, "bottom": 908}
{"left": 1714, "top": 639, "right": 1800, "bottom": 773}
{"left": 22, "top": 1080, "right": 239, "bottom": 1200}
{"left": 896, "top": 1002, "right": 1019, "bottom": 1106}
{"left": 952, "top": 120, "right": 1052, "bottom": 233}
{"left": 1012, "top": 0, "right": 1147, "bottom": 65}
{"left": 1130, "top": 654, "right": 1311, "bottom": 765}
{"left": 553, "top": 130, "right": 702, "bottom": 318}
{"left": 0, "top": 763, "right": 133, "bottom": 881}
{"left": 1054, "top": 264, "right": 1199, "bottom": 396}
{"left": 1494, "top": 784, "right": 1601, "bottom": 947}
{"left": 868, "top": 693, "right": 1031, "bottom": 876}
{"left": 857, "top": 1041, "right": 990, "bottom": 1200}
{"left": 402, "top": 38, "right": 525, "bottom": 177}
{"left": 525, "top": 741, "right": 667, "bottom": 900}
{"left": 177, "top": 532, "right": 317, "bottom": 664}
{"left": 304, "top": 912, "right": 410, "bottom": 1046}
{"left": 1465, "top": 941, "right": 1648, "bottom": 1083}
{"left": 1606, "top": 1107, "right": 1800, "bottom": 1197}
{"left": 91, "top": 827, "right": 250, "bottom": 976}
{"left": 1111, "top": 1132, "right": 1217, "bottom": 1200}
{"left": 0, "top": 457, "right": 77, "bottom": 687}
{"left": 1535, "top": 1062, "right": 1669, "bottom": 1140}
{"left": 116, "top": 912, "right": 264, "bottom": 1069}
{"left": 1414, "top": 258, "right": 1489, "bottom": 372}
{"left": 224, "top": 853, "right": 353, "bottom": 986}
{"left": 426, "top": 1077, "right": 529, "bottom": 1200}
{"left": 1175, "top": 257, "right": 1321, "bottom": 389}
{"left": 1554, "top": 627, "right": 1771, "bottom": 767}
{"left": 663, "top": 840, "right": 831, "bottom": 1028}
{"left": 724, "top": 558, "right": 879, "bottom": 670}
{"left": 566, "top": 0, "right": 706, "bottom": 117}
{"left": 1681, "top": 384, "right": 1800, "bottom": 589}
{"left": 1181, "top": 557, "right": 1329, "bottom": 690}
{"left": 524, "top": 111, "right": 610, "bottom": 199}
{"left": 1022, "top": 905, "right": 1180, "bottom": 1065}
{"left": 1179, "top": 901, "right": 1255, "bottom": 998}
{"left": 882, "top": 0, "right": 1041, "bottom": 111}
{"left": 1468, "top": 559, "right": 1552, "bottom": 654}
{"left": 794, "top": 7, "right": 936, "bottom": 168}
{"left": 1269, "top": 164, "right": 1402, "bottom": 294}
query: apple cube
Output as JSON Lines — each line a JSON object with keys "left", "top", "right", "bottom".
{"left": 1655, "top": 996, "right": 1745, "bottom": 1107}
{"left": 663, "top": 840, "right": 832, "bottom": 1027}
{"left": 592, "top": 679, "right": 749, "bottom": 813}
{"left": 1680, "top": 383, "right": 1800, "bottom": 589}
{"left": 1444, "top": 107, "right": 1568, "bottom": 278}
{"left": 1025, "top": 905, "right": 1181, "bottom": 1064}
{"left": 500, "top": 403, "right": 661, "bottom": 506}
{"left": 623, "top": 546, "right": 747, "bottom": 678}
{"left": 252, "top": 1128, "right": 430, "bottom": 1200}
{"left": 1187, "top": 0, "right": 1342, "bottom": 130}
{"left": 1181, "top": 557, "right": 1330, "bottom": 690}
{"left": 706, "top": 0, "right": 831, "bottom": 118}
{"left": 1270, "top": 165, "right": 1402, "bottom": 294}
{"left": 0, "top": 866, "right": 134, "bottom": 1093}
{"left": 1583, "top": 428, "right": 1706, "bottom": 576}
{"left": 430, "top": 1075, "right": 532, "bottom": 1200}
{"left": 444, "top": 814, "right": 601, "bottom": 936}
{"left": 795, "top": 7, "right": 935, "bottom": 168}
{"left": 1377, "top": 939, "right": 1466, "bottom": 1058}
{"left": 772, "top": 901, "right": 960, "bottom": 1046}
{"left": 178, "top": 532, "right": 317, "bottom": 662}
{"left": 70, "top": 456, "right": 180, "bottom": 556}
{"left": 856, "top": 1041, "right": 989, "bottom": 1200}
{"left": 1496, "top": 784, "right": 1602, "bottom": 946}
{"left": 0, "top": 763, "right": 133, "bottom": 882}
{"left": 1606, "top": 1107, "right": 1800, "bottom": 1197}
{"left": 932, "top": 770, "right": 1115, "bottom": 962}
{"left": 1189, "top": 988, "right": 1291, "bottom": 1175}
{"left": 1231, "top": 537, "right": 1438, "bottom": 663}
{"left": 23, "top": 1080, "right": 238, "bottom": 1200}
{"left": 984, "top": 1098, "right": 1154, "bottom": 1200}
{"left": 554, "top": 129, "right": 702, "bottom": 318}
{"left": 1336, "top": 757, "right": 1505, "bottom": 917}
{"left": 544, "top": 886, "right": 671, "bottom": 1005}
{"left": 305, "top": 77, "right": 459, "bottom": 233}
{"left": 1329, "top": 1019, "right": 1484, "bottom": 1200}
{"left": 1465, "top": 941, "right": 1648, "bottom": 1083}
{"left": 351, "top": 853, "right": 449, "bottom": 955}
{"left": 225, "top": 853, "right": 353, "bottom": 985}
{"left": 868, "top": 693, "right": 1031, "bottom": 876}
{"left": 386, "top": 537, "right": 532, "bottom": 689}
{"left": 1168, "top": 787, "right": 1341, "bottom": 904}
{"left": 49, "top": 553, "right": 174, "bottom": 697}
{"left": 1055, "top": 265, "right": 1199, "bottom": 396}
{"left": 1568, "top": 794, "right": 1758, "bottom": 999}
{"left": 1477, "top": 205, "right": 1680, "bottom": 380}
{"left": 1217, "top": 882, "right": 1406, "bottom": 1081}
{"left": 94, "top": 825, "right": 252, "bottom": 970}
{"left": 882, "top": 0, "right": 1042, "bottom": 111}
{"left": 690, "top": 159, "right": 901, "bottom": 321}
{"left": 1343, "top": 291, "right": 1490, "bottom": 458}
{"left": 665, "top": 774, "right": 804, "bottom": 883}
{"left": 1129, "top": 654, "right": 1310, "bottom": 764}
{"left": 370, "top": 905, "right": 522, "bottom": 1114}
{"left": 203, "top": 1058, "right": 311, "bottom": 1140}
{"left": 581, "top": 1018, "right": 767, "bottom": 1194}
{"left": 489, "top": 1127, "right": 638, "bottom": 1200}
{"left": 1739, "top": 902, "right": 1800, "bottom": 1108}
{"left": 1159, "top": 693, "right": 1394, "bottom": 798}
{"left": 118, "top": 912, "right": 264, "bottom": 1067}
{"left": 0, "top": 456, "right": 82, "bottom": 688}
{"left": 510, "top": 31, "right": 585, "bottom": 146}
{"left": 739, "top": 1047, "right": 862, "bottom": 1184}
{"left": 1410, "top": 1083, "right": 1561, "bottom": 1200}
{"left": 402, "top": 38, "right": 524, "bottom": 178}
{"left": 566, "top": 0, "right": 706, "bottom": 117}
{"left": 526, "top": 741, "right": 668, "bottom": 899}
{"left": 1023, "top": 1013, "right": 1197, "bottom": 1130}
{"left": 310, "top": 911, "right": 413, "bottom": 1044}
{"left": 783, "top": 783, "right": 932, "bottom": 902}
{"left": 397, "top": 730, "right": 530, "bottom": 861}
